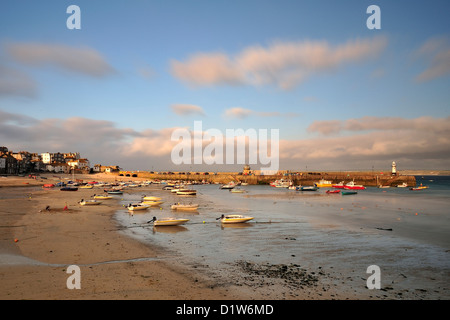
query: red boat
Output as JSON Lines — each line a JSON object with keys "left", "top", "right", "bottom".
{"left": 326, "top": 190, "right": 340, "bottom": 194}
{"left": 42, "top": 184, "right": 55, "bottom": 188}
{"left": 332, "top": 181, "right": 345, "bottom": 189}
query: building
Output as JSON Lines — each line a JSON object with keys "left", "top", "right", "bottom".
{"left": 46, "top": 162, "right": 70, "bottom": 173}
{"left": 41, "top": 152, "right": 65, "bottom": 164}
{"left": 0, "top": 152, "right": 18, "bottom": 174}
{"left": 66, "top": 158, "right": 90, "bottom": 172}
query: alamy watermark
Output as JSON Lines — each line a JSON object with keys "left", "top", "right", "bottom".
{"left": 171, "top": 121, "right": 279, "bottom": 173}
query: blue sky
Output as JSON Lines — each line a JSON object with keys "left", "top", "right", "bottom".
{"left": 1, "top": 0, "right": 449, "bottom": 171}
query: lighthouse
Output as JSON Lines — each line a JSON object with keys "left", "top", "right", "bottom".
{"left": 391, "top": 161, "right": 397, "bottom": 176}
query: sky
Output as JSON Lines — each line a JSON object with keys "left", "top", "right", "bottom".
{"left": 1, "top": 0, "right": 449, "bottom": 172}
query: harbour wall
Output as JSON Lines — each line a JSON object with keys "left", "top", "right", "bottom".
{"left": 112, "top": 171, "right": 416, "bottom": 187}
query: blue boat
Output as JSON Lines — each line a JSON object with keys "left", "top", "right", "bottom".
{"left": 296, "top": 186, "right": 318, "bottom": 191}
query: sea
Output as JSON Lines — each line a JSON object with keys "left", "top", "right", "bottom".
{"left": 114, "top": 175, "right": 450, "bottom": 299}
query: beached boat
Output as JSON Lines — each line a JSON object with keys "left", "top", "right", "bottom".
{"left": 42, "top": 184, "right": 55, "bottom": 188}
{"left": 141, "top": 200, "right": 163, "bottom": 206}
{"left": 78, "top": 199, "right": 102, "bottom": 206}
{"left": 79, "top": 185, "right": 94, "bottom": 189}
{"left": 176, "top": 189, "right": 197, "bottom": 195}
{"left": 142, "top": 196, "right": 162, "bottom": 201}
{"left": 107, "top": 190, "right": 123, "bottom": 195}
{"left": 127, "top": 203, "right": 150, "bottom": 211}
{"left": 171, "top": 203, "right": 199, "bottom": 211}
{"left": 342, "top": 190, "right": 358, "bottom": 195}
{"left": 60, "top": 187, "right": 78, "bottom": 191}
{"left": 218, "top": 214, "right": 254, "bottom": 224}
{"left": 343, "top": 181, "right": 365, "bottom": 190}
{"left": 148, "top": 216, "right": 190, "bottom": 226}
{"left": 315, "top": 179, "right": 333, "bottom": 187}
{"left": 326, "top": 189, "right": 340, "bottom": 194}
{"left": 397, "top": 182, "right": 408, "bottom": 188}
{"left": 93, "top": 195, "right": 113, "bottom": 200}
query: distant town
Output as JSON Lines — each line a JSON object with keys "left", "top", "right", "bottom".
{"left": 0, "top": 146, "right": 120, "bottom": 175}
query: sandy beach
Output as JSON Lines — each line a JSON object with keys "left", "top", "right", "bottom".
{"left": 0, "top": 173, "right": 253, "bottom": 300}
{"left": 1, "top": 173, "right": 448, "bottom": 301}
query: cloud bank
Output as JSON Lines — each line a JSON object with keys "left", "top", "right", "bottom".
{"left": 171, "top": 36, "right": 387, "bottom": 89}
{"left": 1, "top": 111, "right": 448, "bottom": 171}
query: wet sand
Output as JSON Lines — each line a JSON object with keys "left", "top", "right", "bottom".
{"left": 0, "top": 174, "right": 247, "bottom": 299}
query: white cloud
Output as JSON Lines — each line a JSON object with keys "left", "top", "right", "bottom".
{"left": 171, "top": 36, "right": 387, "bottom": 89}
{"left": 223, "top": 107, "right": 299, "bottom": 119}
{"left": 6, "top": 42, "right": 116, "bottom": 77}
{"left": 414, "top": 37, "right": 450, "bottom": 82}
{"left": 171, "top": 104, "right": 205, "bottom": 116}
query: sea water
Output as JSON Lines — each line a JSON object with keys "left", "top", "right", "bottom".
{"left": 114, "top": 176, "right": 450, "bottom": 298}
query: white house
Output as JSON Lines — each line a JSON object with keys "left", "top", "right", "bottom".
{"left": 46, "top": 162, "right": 70, "bottom": 173}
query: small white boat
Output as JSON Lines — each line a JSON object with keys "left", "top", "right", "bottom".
{"left": 220, "top": 182, "right": 236, "bottom": 189}
{"left": 397, "top": 182, "right": 408, "bottom": 188}
{"left": 176, "top": 189, "right": 197, "bottom": 195}
{"left": 127, "top": 203, "right": 150, "bottom": 211}
{"left": 230, "top": 188, "right": 247, "bottom": 193}
{"left": 78, "top": 199, "right": 102, "bottom": 206}
{"left": 148, "top": 216, "right": 190, "bottom": 226}
{"left": 217, "top": 214, "right": 254, "bottom": 224}
{"left": 171, "top": 203, "right": 199, "bottom": 211}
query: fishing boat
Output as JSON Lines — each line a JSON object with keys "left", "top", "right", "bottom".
{"left": 78, "top": 199, "right": 102, "bottom": 206}
{"left": 326, "top": 189, "right": 340, "bottom": 194}
{"left": 270, "top": 179, "right": 291, "bottom": 188}
{"left": 343, "top": 181, "right": 365, "bottom": 190}
{"left": 315, "top": 179, "right": 333, "bottom": 187}
{"left": 171, "top": 203, "right": 199, "bottom": 211}
{"left": 127, "top": 203, "right": 150, "bottom": 211}
{"left": 60, "top": 187, "right": 78, "bottom": 191}
{"left": 148, "top": 216, "right": 190, "bottom": 226}
{"left": 332, "top": 181, "right": 345, "bottom": 189}
{"left": 342, "top": 190, "right": 358, "bottom": 195}
{"left": 217, "top": 214, "right": 254, "bottom": 224}
{"left": 93, "top": 195, "right": 113, "bottom": 200}
{"left": 176, "top": 189, "right": 197, "bottom": 195}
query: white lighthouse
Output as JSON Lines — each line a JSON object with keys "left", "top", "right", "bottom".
{"left": 391, "top": 161, "right": 397, "bottom": 176}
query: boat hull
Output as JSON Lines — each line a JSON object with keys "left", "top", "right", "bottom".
{"left": 220, "top": 215, "right": 254, "bottom": 224}
{"left": 154, "top": 218, "right": 190, "bottom": 226}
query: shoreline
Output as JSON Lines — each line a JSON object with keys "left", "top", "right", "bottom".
{"left": 1, "top": 173, "right": 447, "bottom": 300}
{"left": 0, "top": 174, "right": 248, "bottom": 299}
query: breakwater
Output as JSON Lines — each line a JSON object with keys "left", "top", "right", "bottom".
{"left": 114, "top": 171, "right": 416, "bottom": 187}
